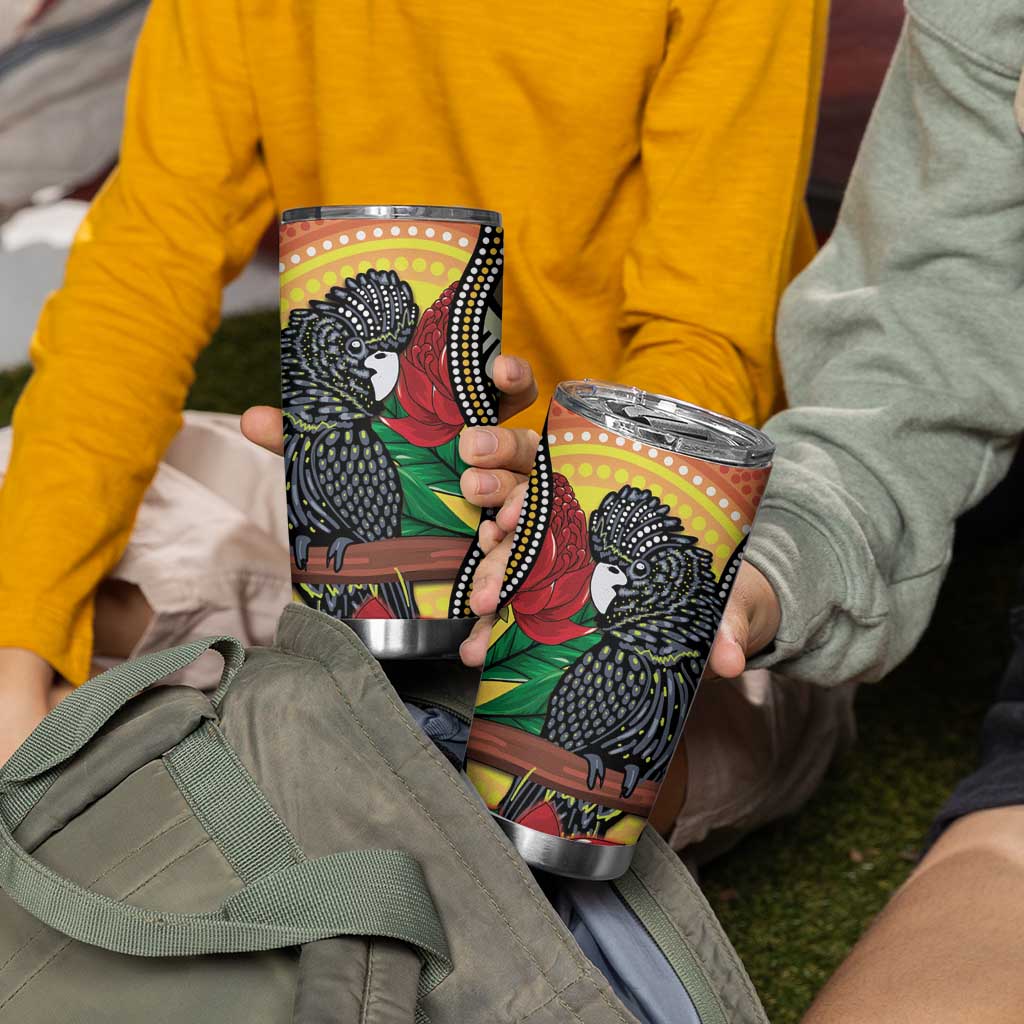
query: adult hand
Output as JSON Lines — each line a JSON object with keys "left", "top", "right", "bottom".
{"left": 459, "top": 487, "right": 784, "bottom": 677}
{"left": 0, "top": 648, "right": 56, "bottom": 766}
{"left": 453, "top": 355, "right": 540, "bottom": 666}
{"left": 458, "top": 482, "right": 528, "bottom": 666}
{"left": 705, "top": 560, "right": 781, "bottom": 679}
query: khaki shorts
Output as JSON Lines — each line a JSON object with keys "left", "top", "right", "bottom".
{"left": 0, "top": 410, "right": 856, "bottom": 857}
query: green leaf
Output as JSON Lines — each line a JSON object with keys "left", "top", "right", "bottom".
{"left": 373, "top": 419, "right": 475, "bottom": 538}
{"left": 379, "top": 392, "right": 404, "bottom": 421}
{"left": 485, "top": 616, "right": 538, "bottom": 665}
{"left": 572, "top": 601, "right": 600, "bottom": 630}
{"left": 477, "top": 624, "right": 602, "bottom": 731}
{"left": 376, "top": 421, "right": 465, "bottom": 495}
{"left": 398, "top": 468, "right": 476, "bottom": 538}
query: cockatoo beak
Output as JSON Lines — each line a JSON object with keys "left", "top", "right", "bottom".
{"left": 365, "top": 350, "right": 400, "bottom": 401}
{"left": 591, "top": 563, "right": 627, "bottom": 614}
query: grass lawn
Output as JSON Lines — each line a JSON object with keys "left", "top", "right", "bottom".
{"left": 2, "top": 310, "right": 1021, "bottom": 1022}
{"left": 702, "top": 529, "right": 1022, "bottom": 1021}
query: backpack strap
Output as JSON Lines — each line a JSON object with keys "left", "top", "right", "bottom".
{"left": 0, "top": 637, "right": 452, "bottom": 999}
{"left": 0, "top": 635, "right": 245, "bottom": 827}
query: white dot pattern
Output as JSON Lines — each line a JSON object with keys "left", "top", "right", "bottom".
{"left": 717, "top": 539, "right": 745, "bottom": 602}
{"left": 499, "top": 434, "right": 553, "bottom": 606}
{"left": 547, "top": 426, "right": 759, "bottom": 525}
{"left": 446, "top": 224, "right": 503, "bottom": 426}
{"left": 283, "top": 222, "right": 482, "bottom": 273}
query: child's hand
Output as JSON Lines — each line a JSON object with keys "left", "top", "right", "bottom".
{"left": 240, "top": 406, "right": 284, "bottom": 456}
{"left": 240, "top": 354, "right": 538, "bottom": 459}
{"left": 0, "top": 648, "right": 56, "bottom": 766}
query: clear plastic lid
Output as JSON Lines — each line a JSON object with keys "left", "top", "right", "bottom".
{"left": 555, "top": 380, "right": 774, "bottom": 468}
{"left": 281, "top": 205, "right": 501, "bottom": 226}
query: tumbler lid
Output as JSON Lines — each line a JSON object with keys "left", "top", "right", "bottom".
{"left": 282, "top": 205, "right": 501, "bottom": 226}
{"left": 555, "top": 380, "right": 774, "bottom": 468}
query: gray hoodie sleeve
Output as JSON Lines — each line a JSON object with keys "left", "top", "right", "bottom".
{"left": 745, "top": 0, "right": 1024, "bottom": 686}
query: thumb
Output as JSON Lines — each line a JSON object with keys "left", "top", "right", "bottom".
{"left": 240, "top": 406, "right": 285, "bottom": 457}
{"left": 706, "top": 561, "right": 780, "bottom": 681}
{"left": 708, "top": 603, "right": 750, "bottom": 681}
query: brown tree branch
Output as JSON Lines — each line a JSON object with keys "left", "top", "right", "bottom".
{"left": 466, "top": 718, "right": 667, "bottom": 816}
{"left": 291, "top": 536, "right": 472, "bottom": 584}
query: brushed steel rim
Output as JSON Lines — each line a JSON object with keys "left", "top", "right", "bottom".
{"left": 493, "top": 815, "right": 636, "bottom": 881}
{"left": 343, "top": 617, "right": 477, "bottom": 660}
{"left": 281, "top": 205, "right": 501, "bottom": 226}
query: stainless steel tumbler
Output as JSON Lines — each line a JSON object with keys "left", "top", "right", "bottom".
{"left": 466, "top": 381, "right": 774, "bottom": 879}
{"left": 279, "top": 205, "right": 503, "bottom": 658}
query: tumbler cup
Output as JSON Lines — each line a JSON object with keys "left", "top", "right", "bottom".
{"left": 279, "top": 205, "right": 503, "bottom": 658}
{"left": 466, "top": 381, "right": 773, "bottom": 879}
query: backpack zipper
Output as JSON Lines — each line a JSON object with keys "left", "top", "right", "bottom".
{"left": 612, "top": 871, "right": 728, "bottom": 1024}
{"left": 404, "top": 697, "right": 472, "bottom": 726}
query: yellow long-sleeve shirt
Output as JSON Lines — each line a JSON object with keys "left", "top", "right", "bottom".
{"left": 0, "top": 0, "right": 825, "bottom": 683}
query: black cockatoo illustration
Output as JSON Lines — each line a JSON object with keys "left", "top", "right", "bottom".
{"left": 499, "top": 486, "right": 725, "bottom": 837}
{"left": 281, "top": 268, "right": 419, "bottom": 619}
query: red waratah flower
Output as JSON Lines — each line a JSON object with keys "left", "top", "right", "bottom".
{"left": 516, "top": 801, "right": 622, "bottom": 844}
{"left": 353, "top": 595, "right": 394, "bottom": 620}
{"left": 382, "top": 282, "right": 464, "bottom": 447}
{"left": 511, "top": 473, "right": 595, "bottom": 644}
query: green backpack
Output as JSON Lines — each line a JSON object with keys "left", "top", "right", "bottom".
{"left": 0, "top": 603, "right": 767, "bottom": 1024}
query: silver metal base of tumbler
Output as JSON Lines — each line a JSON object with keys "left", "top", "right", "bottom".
{"left": 343, "top": 617, "right": 477, "bottom": 660}
{"left": 493, "top": 815, "right": 636, "bottom": 881}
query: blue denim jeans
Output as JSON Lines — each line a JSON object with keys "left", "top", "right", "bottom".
{"left": 928, "top": 572, "right": 1024, "bottom": 847}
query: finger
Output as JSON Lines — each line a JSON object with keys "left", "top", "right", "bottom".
{"left": 493, "top": 355, "right": 538, "bottom": 422}
{"left": 469, "top": 535, "right": 515, "bottom": 616}
{"left": 477, "top": 518, "right": 505, "bottom": 555}
{"left": 459, "top": 614, "right": 496, "bottom": 667}
{"left": 460, "top": 467, "right": 528, "bottom": 508}
{"left": 241, "top": 406, "right": 284, "bottom": 456}
{"left": 496, "top": 483, "right": 528, "bottom": 534}
{"left": 459, "top": 425, "right": 540, "bottom": 474}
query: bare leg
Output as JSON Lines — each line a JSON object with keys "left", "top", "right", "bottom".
{"left": 802, "top": 805, "right": 1024, "bottom": 1024}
